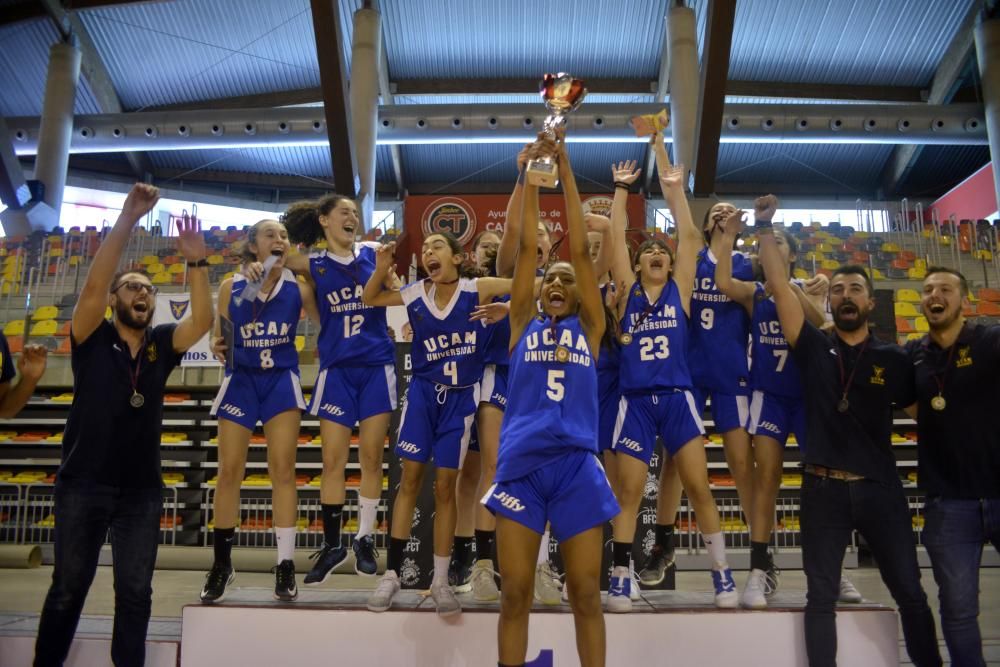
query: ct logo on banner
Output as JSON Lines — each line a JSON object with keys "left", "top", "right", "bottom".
{"left": 421, "top": 197, "right": 477, "bottom": 245}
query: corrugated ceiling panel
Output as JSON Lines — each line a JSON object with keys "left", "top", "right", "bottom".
{"left": 78, "top": 0, "right": 318, "bottom": 110}
{"left": 147, "top": 146, "right": 333, "bottom": 180}
{"left": 0, "top": 19, "right": 102, "bottom": 116}
{"left": 728, "top": 0, "right": 975, "bottom": 87}
{"left": 716, "top": 144, "right": 894, "bottom": 192}
{"left": 382, "top": 0, "right": 669, "bottom": 80}
{"left": 899, "top": 145, "right": 991, "bottom": 198}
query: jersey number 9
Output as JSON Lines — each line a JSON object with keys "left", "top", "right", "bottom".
{"left": 700, "top": 309, "right": 714, "bottom": 330}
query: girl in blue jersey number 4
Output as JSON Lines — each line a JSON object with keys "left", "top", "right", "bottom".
{"left": 201, "top": 219, "right": 320, "bottom": 603}
{"left": 487, "top": 136, "right": 619, "bottom": 667}
{"left": 363, "top": 231, "right": 511, "bottom": 616}
{"left": 608, "top": 133, "right": 738, "bottom": 611}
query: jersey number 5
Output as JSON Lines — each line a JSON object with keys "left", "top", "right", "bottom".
{"left": 546, "top": 369, "right": 565, "bottom": 401}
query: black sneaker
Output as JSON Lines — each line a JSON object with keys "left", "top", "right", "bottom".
{"left": 304, "top": 542, "right": 348, "bottom": 585}
{"left": 200, "top": 563, "right": 235, "bottom": 604}
{"left": 448, "top": 556, "right": 473, "bottom": 593}
{"left": 638, "top": 544, "right": 676, "bottom": 587}
{"left": 764, "top": 554, "right": 781, "bottom": 597}
{"left": 352, "top": 535, "right": 379, "bottom": 577}
{"left": 272, "top": 559, "right": 298, "bottom": 601}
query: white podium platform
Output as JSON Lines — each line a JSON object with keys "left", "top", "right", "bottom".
{"left": 180, "top": 588, "right": 901, "bottom": 667}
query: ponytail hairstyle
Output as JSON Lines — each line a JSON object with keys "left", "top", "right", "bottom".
{"left": 234, "top": 219, "right": 281, "bottom": 264}
{"left": 281, "top": 194, "right": 354, "bottom": 246}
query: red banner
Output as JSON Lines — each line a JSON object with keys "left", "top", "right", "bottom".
{"left": 395, "top": 193, "right": 648, "bottom": 278}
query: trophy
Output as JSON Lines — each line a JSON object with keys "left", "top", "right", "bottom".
{"left": 525, "top": 73, "right": 587, "bottom": 188}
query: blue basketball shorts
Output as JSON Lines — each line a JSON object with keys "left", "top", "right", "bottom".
{"left": 483, "top": 449, "right": 620, "bottom": 543}
{"left": 211, "top": 368, "right": 306, "bottom": 430}
{"left": 308, "top": 364, "right": 397, "bottom": 427}
{"left": 612, "top": 390, "right": 705, "bottom": 463}
{"left": 693, "top": 388, "right": 750, "bottom": 434}
{"left": 747, "top": 390, "right": 807, "bottom": 450}
{"left": 395, "top": 376, "right": 479, "bottom": 470}
{"left": 479, "top": 363, "right": 509, "bottom": 411}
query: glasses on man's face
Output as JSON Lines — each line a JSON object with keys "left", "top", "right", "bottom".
{"left": 114, "top": 281, "right": 158, "bottom": 295}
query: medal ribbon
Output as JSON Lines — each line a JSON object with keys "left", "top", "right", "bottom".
{"left": 930, "top": 338, "right": 959, "bottom": 402}
{"left": 834, "top": 334, "right": 870, "bottom": 407}
{"left": 627, "top": 286, "right": 665, "bottom": 338}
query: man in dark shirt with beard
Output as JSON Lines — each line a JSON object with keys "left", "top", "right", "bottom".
{"left": 907, "top": 266, "right": 999, "bottom": 667}
{"left": 34, "top": 183, "right": 213, "bottom": 667}
{"left": 754, "top": 194, "right": 940, "bottom": 667}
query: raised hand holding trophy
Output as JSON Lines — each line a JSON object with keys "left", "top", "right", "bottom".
{"left": 525, "top": 73, "right": 587, "bottom": 188}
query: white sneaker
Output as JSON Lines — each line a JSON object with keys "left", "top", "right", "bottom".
{"left": 430, "top": 581, "right": 462, "bottom": 616}
{"left": 838, "top": 573, "right": 863, "bottom": 603}
{"left": 629, "top": 563, "right": 641, "bottom": 601}
{"left": 606, "top": 565, "right": 633, "bottom": 613}
{"left": 367, "top": 570, "right": 400, "bottom": 612}
{"left": 711, "top": 567, "right": 739, "bottom": 609}
{"left": 470, "top": 559, "right": 499, "bottom": 602}
{"left": 741, "top": 569, "right": 768, "bottom": 609}
{"left": 534, "top": 561, "right": 562, "bottom": 605}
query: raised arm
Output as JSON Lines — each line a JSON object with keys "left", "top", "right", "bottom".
{"left": 362, "top": 242, "right": 404, "bottom": 307}
{"left": 756, "top": 195, "right": 804, "bottom": 347}
{"left": 477, "top": 278, "right": 513, "bottom": 304}
{"left": 72, "top": 183, "right": 159, "bottom": 344}
{"left": 298, "top": 277, "right": 321, "bottom": 324}
{"left": 172, "top": 213, "right": 214, "bottom": 353}
{"left": 714, "top": 211, "right": 755, "bottom": 313}
{"left": 508, "top": 164, "right": 541, "bottom": 346}
{"left": 655, "top": 134, "right": 699, "bottom": 314}
{"left": 496, "top": 145, "right": 532, "bottom": 278}
{"left": 557, "top": 142, "right": 605, "bottom": 351}
{"left": 610, "top": 161, "right": 639, "bottom": 319}
{"left": 0, "top": 345, "right": 47, "bottom": 418}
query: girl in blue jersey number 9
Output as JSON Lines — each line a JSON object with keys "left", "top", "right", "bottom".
{"left": 362, "top": 230, "right": 511, "bottom": 616}
{"left": 202, "top": 219, "right": 320, "bottom": 603}
{"left": 607, "top": 133, "right": 738, "bottom": 611}
{"left": 488, "top": 136, "right": 619, "bottom": 667}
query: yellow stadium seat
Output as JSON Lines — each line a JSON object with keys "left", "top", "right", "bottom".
{"left": 907, "top": 267, "right": 927, "bottom": 280}
{"left": 815, "top": 243, "right": 832, "bottom": 253}
{"left": 147, "top": 263, "right": 165, "bottom": 274}
{"left": 29, "top": 319, "right": 57, "bottom": 336}
{"left": 872, "top": 269, "right": 885, "bottom": 280}
{"left": 152, "top": 272, "right": 172, "bottom": 285}
{"left": 913, "top": 258, "right": 927, "bottom": 270}
{"left": 906, "top": 332, "right": 924, "bottom": 341}
{"left": 804, "top": 251, "right": 824, "bottom": 262}
{"left": 2, "top": 320, "right": 24, "bottom": 336}
{"left": 914, "top": 316, "right": 929, "bottom": 332}
{"left": 140, "top": 255, "right": 159, "bottom": 265}
{"left": 105, "top": 306, "right": 112, "bottom": 320}
{"left": 295, "top": 335, "right": 305, "bottom": 352}
{"left": 881, "top": 242, "right": 900, "bottom": 252}
{"left": 68, "top": 256, "right": 83, "bottom": 266}
{"left": 207, "top": 255, "right": 224, "bottom": 265}
{"left": 222, "top": 271, "right": 235, "bottom": 281}
{"left": 793, "top": 268, "right": 809, "bottom": 280}
{"left": 853, "top": 231, "right": 870, "bottom": 239}
{"left": 820, "top": 260, "right": 839, "bottom": 270}
{"left": 168, "top": 263, "right": 186, "bottom": 274}
{"left": 939, "top": 236, "right": 952, "bottom": 246}
{"left": 974, "top": 250, "right": 993, "bottom": 261}
{"left": 896, "top": 289, "right": 920, "bottom": 303}
{"left": 48, "top": 248, "right": 63, "bottom": 258}
{"left": 894, "top": 302, "right": 919, "bottom": 317}
{"left": 31, "top": 305, "right": 59, "bottom": 320}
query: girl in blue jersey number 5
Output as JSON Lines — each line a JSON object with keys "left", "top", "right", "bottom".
{"left": 363, "top": 231, "right": 511, "bottom": 616}
{"left": 488, "top": 137, "right": 619, "bottom": 667}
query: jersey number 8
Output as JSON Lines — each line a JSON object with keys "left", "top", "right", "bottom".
{"left": 260, "top": 348, "right": 274, "bottom": 369}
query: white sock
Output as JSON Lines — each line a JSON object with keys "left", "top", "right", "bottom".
{"left": 537, "top": 530, "right": 550, "bottom": 565}
{"left": 356, "top": 495, "right": 379, "bottom": 539}
{"left": 275, "top": 526, "right": 296, "bottom": 563}
{"left": 701, "top": 531, "right": 728, "bottom": 569}
{"left": 433, "top": 555, "right": 450, "bottom": 585}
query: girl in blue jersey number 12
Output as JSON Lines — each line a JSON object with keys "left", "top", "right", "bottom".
{"left": 363, "top": 232, "right": 511, "bottom": 616}
{"left": 486, "top": 136, "right": 619, "bottom": 667}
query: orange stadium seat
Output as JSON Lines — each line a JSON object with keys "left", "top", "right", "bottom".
{"left": 895, "top": 317, "right": 915, "bottom": 333}
{"left": 979, "top": 288, "right": 1000, "bottom": 303}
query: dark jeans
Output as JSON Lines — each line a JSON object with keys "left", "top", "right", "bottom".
{"left": 922, "top": 497, "right": 1000, "bottom": 667}
{"left": 34, "top": 483, "right": 162, "bottom": 667}
{"left": 800, "top": 473, "right": 941, "bottom": 667}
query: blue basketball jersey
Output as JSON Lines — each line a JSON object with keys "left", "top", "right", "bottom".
{"left": 229, "top": 269, "right": 301, "bottom": 372}
{"left": 750, "top": 282, "right": 802, "bottom": 398}
{"left": 597, "top": 283, "right": 620, "bottom": 402}
{"left": 310, "top": 243, "right": 394, "bottom": 369}
{"left": 496, "top": 314, "right": 599, "bottom": 482}
{"left": 482, "top": 295, "right": 512, "bottom": 366}
{"left": 688, "top": 247, "right": 753, "bottom": 393}
{"left": 618, "top": 279, "right": 692, "bottom": 394}
{"left": 401, "top": 278, "right": 484, "bottom": 386}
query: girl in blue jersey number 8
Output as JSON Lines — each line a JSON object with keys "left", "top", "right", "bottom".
{"left": 363, "top": 231, "right": 511, "bottom": 616}
{"left": 202, "top": 220, "right": 320, "bottom": 603}
{"left": 608, "top": 133, "right": 738, "bottom": 611}
{"left": 487, "top": 136, "right": 619, "bottom": 667}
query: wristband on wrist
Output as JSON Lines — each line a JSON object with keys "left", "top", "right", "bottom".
{"left": 187, "top": 258, "right": 209, "bottom": 268}
{"left": 754, "top": 219, "right": 774, "bottom": 230}
{"left": 614, "top": 182, "right": 631, "bottom": 191}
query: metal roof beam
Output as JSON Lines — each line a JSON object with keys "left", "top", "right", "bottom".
{"left": 692, "top": 0, "right": 737, "bottom": 196}
{"left": 0, "top": 0, "right": 172, "bottom": 28}
{"left": 310, "top": 0, "right": 358, "bottom": 197}
{"left": 880, "top": 2, "right": 980, "bottom": 196}
{"left": 372, "top": 1, "right": 405, "bottom": 197}
{"left": 642, "top": 13, "right": 671, "bottom": 193}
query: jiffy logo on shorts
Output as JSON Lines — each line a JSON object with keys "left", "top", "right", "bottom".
{"left": 218, "top": 404, "right": 246, "bottom": 418}
{"left": 757, "top": 420, "right": 781, "bottom": 435}
{"left": 321, "top": 403, "right": 346, "bottom": 417}
{"left": 397, "top": 440, "right": 420, "bottom": 454}
{"left": 617, "top": 437, "right": 642, "bottom": 452}
{"left": 492, "top": 491, "right": 526, "bottom": 512}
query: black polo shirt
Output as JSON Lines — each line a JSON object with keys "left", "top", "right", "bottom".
{"left": 58, "top": 320, "right": 181, "bottom": 489}
{"left": 906, "top": 323, "right": 1000, "bottom": 499}
{"left": 0, "top": 333, "right": 16, "bottom": 384}
{"left": 791, "top": 320, "right": 915, "bottom": 486}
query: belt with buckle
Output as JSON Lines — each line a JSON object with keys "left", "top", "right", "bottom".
{"left": 803, "top": 464, "right": 864, "bottom": 482}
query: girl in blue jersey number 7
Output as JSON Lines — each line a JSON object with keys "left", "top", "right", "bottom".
{"left": 487, "top": 136, "right": 619, "bottom": 667}
{"left": 363, "top": 231, "right": 511, "bottom": 616}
